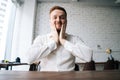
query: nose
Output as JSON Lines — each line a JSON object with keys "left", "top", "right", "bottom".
{"left": 56, "top": 17, "right": 60, "bottom": 22}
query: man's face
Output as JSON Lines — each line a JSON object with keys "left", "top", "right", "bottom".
{"left": 50, "top": 9, "right": 67, "bottom": 31}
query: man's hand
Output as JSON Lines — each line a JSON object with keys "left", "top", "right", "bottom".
{"left": 59, "top": 24, "right": 66, "bottom": 45}
{"left": 50, "top": 23, "right": 59, "bottom": 45}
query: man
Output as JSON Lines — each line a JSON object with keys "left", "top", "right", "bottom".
{"left": 27, "top": 6, "right": 93, "bottom": 71}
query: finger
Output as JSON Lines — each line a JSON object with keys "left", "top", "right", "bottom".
{"left": 61, "top": 24, "right": 65, "bottom": 34}
{"left": 60, "top": 24, "right": 64, "bottom": 38}
{"left": 61, "top": 24, "right": 64, "bottom": 31}
{"left": 63, "top": 23, "right": 66, "bottom": 32}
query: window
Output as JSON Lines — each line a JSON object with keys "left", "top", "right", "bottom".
{"left": 0, "top": 0, "right": 16, "bottom": 60}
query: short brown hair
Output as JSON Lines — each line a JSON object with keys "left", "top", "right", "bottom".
{"left": 49, "top": 6, "right": 67, "bottom": 17}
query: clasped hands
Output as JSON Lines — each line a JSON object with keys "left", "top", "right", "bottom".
{"left": 50, "top": 24, "right": 66, "bottom": 46}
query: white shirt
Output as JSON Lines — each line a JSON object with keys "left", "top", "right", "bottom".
{"left": 27, "top": 33, "right": 93, "bottom": 71}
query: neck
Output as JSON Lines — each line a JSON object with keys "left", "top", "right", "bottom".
{"left": 57, "top": 30, "right": 60, "bottom": 35}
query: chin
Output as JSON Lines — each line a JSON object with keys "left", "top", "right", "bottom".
{"left": 56, "top": 27, "right": 61, "bottom": 30}
{"left": 57, "top": 28, "right": 61, "bottom": 31}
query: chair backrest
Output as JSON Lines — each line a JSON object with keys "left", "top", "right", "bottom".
{"left": 114, "top": 60, "right": 119, "bottom": 69}
{"left": 29, "top": 61, "right": 40, "bottom": 71}
{"left": 74, "top": 64, "right": 79, "bottom": 71}
{"left": 83, "top": 60, "right": 96, "bottom": 71}
{"left": 104, "top": 59, "right": 114, "bottom": 70}
{"left": 104, "top": 57, "right": 119, "bottom": 70}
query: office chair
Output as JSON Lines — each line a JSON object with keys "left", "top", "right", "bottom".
{"left": 29, "top": 61, "right": 40, "bottom": 71}
{"left": 83, "top": 60, "right": 96, "bottom": 71}
{"left": 104, "top": 56, "right": 119, "bottom": 70}
{"left": 74, "top": 64, "right": 79, "bottom": 71}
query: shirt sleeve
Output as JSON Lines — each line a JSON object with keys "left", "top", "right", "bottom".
{"left": 63, "top": 36, "right": 93, "bottom": 62}
{"left": 26, "top": 35, "right": 57, "bottom": 64}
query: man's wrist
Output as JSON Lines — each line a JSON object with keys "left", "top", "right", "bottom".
{"left": 60, "top": 39, "right": 66, "bottom": 45}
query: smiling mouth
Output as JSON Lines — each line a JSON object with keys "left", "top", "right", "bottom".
{"left": 56, "top": 24, "right": 61, "bottom": 28}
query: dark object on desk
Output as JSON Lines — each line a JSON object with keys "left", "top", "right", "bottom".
{"left": 83, "top": 60, "right": 96, "bottom": 71}
{"left": 104, "top": 56, "right": 119, "bottom": 70}
{"left": 16, "top": 57, "right": 21, "bottom": 63}
{"left": 74, "top": 64, "right": 79, "bottom": 71}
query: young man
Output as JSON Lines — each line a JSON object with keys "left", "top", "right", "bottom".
{"left": 27, "top": 6, "right": 93, "bottom": 71}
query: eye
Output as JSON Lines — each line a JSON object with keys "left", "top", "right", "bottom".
{"left": 53, "top": 16, "right": 57, "bottom": 19}
{"left": 60, "top": 16, "right": 65, "bottom": 19}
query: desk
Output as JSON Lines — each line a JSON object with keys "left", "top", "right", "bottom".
{"left": 0, "top": 70, "right": 120, "bottom": 80}
{"left": 0, "top": 63, "right": 28, "bottom": 70}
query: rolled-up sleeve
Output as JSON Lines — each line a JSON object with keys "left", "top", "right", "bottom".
{"left": 26, "top": 35, "right": 57, "bottom": 64}
{"left": 63, "top": 36, "right": 93, "bottom": 62}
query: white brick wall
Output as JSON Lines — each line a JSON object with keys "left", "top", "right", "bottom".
{"left": 35, "top": 2, "right": 120, "bottom": 62}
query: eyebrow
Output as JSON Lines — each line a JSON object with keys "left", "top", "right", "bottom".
{"left": 52, "top": 14, "right": 66, "bottom": 17}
